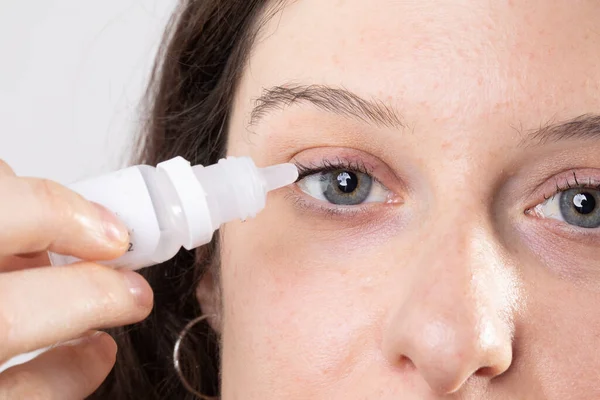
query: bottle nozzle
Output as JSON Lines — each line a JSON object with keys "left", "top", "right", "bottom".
{"left": 260, "top": 163, "right": 299, "bottom": 192}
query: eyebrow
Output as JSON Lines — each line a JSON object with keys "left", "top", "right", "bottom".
{"left": 249, "top": 84, "right": 405, "bottom": 129}
{"left": 249, "top": 85, "right": 600, "bottom": 147}
{"left": 521, "top": 114, "right": 600, "bottom": 146}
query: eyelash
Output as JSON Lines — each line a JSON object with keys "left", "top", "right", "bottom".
{"left": 295, "top": 157, "right": 375, "bottom": 181}
{"left": 544, "top": 171, "right": 600, "bottom": 201}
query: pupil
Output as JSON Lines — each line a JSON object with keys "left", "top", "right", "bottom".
{"left": 573, "top": 192, "right": 596, "bottom": 214}
{"left": 336, "top": 171, "right": 358, "bottom": 193}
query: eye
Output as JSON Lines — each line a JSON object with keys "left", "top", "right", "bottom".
{"left": 297, "top": 169, "right": 389, "bottom": 205}
{"left": 533, "top": 188, "right": 600, "bottom": 228}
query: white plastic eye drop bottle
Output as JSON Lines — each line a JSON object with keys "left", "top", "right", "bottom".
{"left": 49, "top": 156, "right": 298, "bottom": 270}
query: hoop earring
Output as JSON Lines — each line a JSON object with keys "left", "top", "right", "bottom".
{"left": 173, "top": 314, "right": 219, "bottom": 400}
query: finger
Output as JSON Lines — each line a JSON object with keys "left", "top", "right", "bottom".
{"left": 0, "top": 160, "right": 16, "bottom": 178}
{"left": 0, "top": 252, "right": 49, "bottom": 273}
{"left": 0, "top": 331, "right": 116, "bottom": 400}
{"left": 0, "top": 176, "right": 129, "bottom": 261}
{"left": 0, "top": 263, "right": 153, "bottom": 362}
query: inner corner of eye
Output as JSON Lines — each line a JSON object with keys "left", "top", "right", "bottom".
{"left": 526, "top": 192, "right": 561, "bottom": 220}
{"left": 525, "top": 204, "right": 544, "bottom": 218}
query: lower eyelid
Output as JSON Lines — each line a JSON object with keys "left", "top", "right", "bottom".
{"left": 287, "top": 185, "right": 402, "bottom": 222}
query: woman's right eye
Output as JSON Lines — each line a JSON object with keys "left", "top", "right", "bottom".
{"left": 296, "top": 169, "right": 390, "bottom": 205}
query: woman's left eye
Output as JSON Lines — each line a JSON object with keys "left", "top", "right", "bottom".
{"left": 533, "top": 188, "right": 600, "bottom": 228}
{"left": 297, "top": 169, "right": 390, "bottom": 205}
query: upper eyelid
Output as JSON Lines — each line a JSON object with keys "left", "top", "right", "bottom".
{"left": 545, "top": 172, "right": 600, "bottom": 199}
{"left": 294, "top": 158, "right": 375, "bottom": 180}
{"left": 524, "top": 168, "right": 600, "bottom": 211}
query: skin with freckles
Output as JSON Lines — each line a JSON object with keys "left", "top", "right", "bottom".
{"left": 195, "top": 0, "right": 600, "bottom": 398}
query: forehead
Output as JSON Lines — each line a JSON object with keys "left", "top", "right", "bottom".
{"left": 237, "top": 0, "right": 600, "bottom": 131}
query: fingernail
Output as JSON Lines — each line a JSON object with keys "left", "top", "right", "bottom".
{"left": 123, "top": 270, "right": 153, "bottom": 308}
{"left": 85, "top": 331, "right": 113, "bottom": 349}
{"left": 87, "top": 331, "right": 118, "bottom": 364}
{"left": 92, "top": 202, "right": 129, "bottom": 244}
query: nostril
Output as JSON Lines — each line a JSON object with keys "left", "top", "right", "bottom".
{"left": 394, "top": 354, "right": 417, "bottom": 371}
{"left": 474, "top": 366, "right": 500, "bottom": 378}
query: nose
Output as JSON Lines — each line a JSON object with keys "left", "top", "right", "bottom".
{"left": 382, "top": 224, "right": 515, "bottom": 394}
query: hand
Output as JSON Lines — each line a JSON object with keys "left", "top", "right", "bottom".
{"left": 0, "top": 160, "right": 153, "bottom": 399}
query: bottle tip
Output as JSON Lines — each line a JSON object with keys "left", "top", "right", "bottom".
{"left": 260, "top": 163, "right": 299, "bottom": 192}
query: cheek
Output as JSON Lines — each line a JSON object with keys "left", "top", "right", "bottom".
{"left": 218, "top": 199, "right": 399, "bottom": 388}
{"left": 506, "top": 222, "right": 600, "bottom": 396}
{"left": 518, "top": 276, "right": 600, "bottom": 398}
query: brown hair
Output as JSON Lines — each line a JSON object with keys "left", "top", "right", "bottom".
{"left": 90, "top": 1, "right": 282, "bottom": 398}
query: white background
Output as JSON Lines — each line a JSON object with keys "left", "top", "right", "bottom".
{"left": 0, "top": 0, "right": 176, "bottom": 183}
{"left": 0, "top": 0, "right": 176, "bottom": 370}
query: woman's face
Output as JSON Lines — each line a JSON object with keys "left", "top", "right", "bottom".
{"left": 202, "top": 0, "right": 600, "bottom": 398}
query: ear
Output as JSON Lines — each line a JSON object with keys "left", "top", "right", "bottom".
{"left": 196, "top": 269, "right": 222, "bottom": 333}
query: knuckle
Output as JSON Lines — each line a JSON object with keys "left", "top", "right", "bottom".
{"left": 29, "top": 178, "right": 73, "bottom": 229}
{"left": 0, "top": 369, "right": 46, "bottom": 400}
{"left": 31, "top": 179, "right": 66, "bottom": 210}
